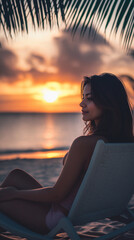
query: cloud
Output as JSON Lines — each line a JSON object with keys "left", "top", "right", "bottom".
{"left": 0, "top": 44, "right": 52, "bottom": 84}
{"left": 65, "top": 27, "right": 110, "bottom": 46}
{"left": 128, "top": 49, "right": 134, "bottom": 59}
{"left": 26, "top": 53, "right": 46, "bottom": 67}
{"left": 0, "top": 47, "right": 18, "bottom": 79}
{"left": 51, "top": 28, "right": 111, "bottom": 81}
{"left": 53, "top": 37, "right": 102, "bottom": 79}
{"left": 0, "top": 27, "right": 134, "bottom": 87}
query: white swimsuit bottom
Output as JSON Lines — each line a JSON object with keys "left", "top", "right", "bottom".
{"left": 45, "top": 204, "right": 65, "bottom": 230}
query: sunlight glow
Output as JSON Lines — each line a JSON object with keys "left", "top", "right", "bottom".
{"left": 0, "top": 81, "right": 81, "bottom": 112}
{"left": 43, "top": 90, "right": 58, "bottom": 103}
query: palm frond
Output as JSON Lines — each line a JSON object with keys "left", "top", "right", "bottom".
{"left": 124, "top": 13, "right": 133, "bottom": 49}
{"left": 65, "top": 0, "right": 134, "bottom": 49}
{"left": 121, "top": 1, "right": 133, "bottom": 39}
{"left": 59, "top": 0, "right": 65, "bottom": 22}
{"left": 0, "top": 0, "right": 133, "bottom": 49}
{"left": 12, "top": 0, "right": 21, "bottom": 31}
{"left": 0, "top": 0, "right": 65, "bottom": 37}
{"left": 80, "top": 0, "right": 102, "bottom": 37}
{"left": 96, "top": 0, "right": 114, "bottom": 32}
{"left": 0, "top": 3, "right": 8, "bottom": 37}
{"left": 20, "top": 0, "right": 28, "bottom": 32}
{"left": 26, "top": 0, "right": 35, "bottom": 28}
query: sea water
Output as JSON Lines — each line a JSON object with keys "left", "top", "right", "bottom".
{"left": 0, "top": 112, "right": 84, "bottom": 161}
{"left": 0, "top": 112, "right": 84, "bottom": 185}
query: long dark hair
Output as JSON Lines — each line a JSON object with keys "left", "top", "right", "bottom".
{"left": 81, "top": 73, "right": 133, "bottom": 142}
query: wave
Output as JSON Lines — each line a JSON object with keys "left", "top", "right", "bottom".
{"left": 0, "top": 147, "right": 69, "bottom": 161}
{"left": 0, "top": 146, "right": 69, "bottom": 155}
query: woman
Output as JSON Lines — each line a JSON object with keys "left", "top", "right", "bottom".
{"left": 0, "top": 73, "right": 133, "bottom": 234}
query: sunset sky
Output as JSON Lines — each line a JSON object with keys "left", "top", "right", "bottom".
{"left": 0, "top": 25, "right": 134, "bottom": 113}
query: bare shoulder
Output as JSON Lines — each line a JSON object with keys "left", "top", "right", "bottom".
{"left": 70, "top": 135, "right": 107, "bottom": 171}
{"left": 72, "top": 135, "right": 107, "bottom": 151}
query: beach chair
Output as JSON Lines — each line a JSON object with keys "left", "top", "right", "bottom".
{"left": 0, "top": 140, "right": 134, "bottom": 240}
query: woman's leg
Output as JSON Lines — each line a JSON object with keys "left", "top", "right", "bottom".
{"left": 0, "top": 199, "right": 51, "bottom": 234}
{"left": 1, "top": 169, "right": 43, "bottom": 189}
{"left": 0, "top": 169, "right": 52, "bottom": 234}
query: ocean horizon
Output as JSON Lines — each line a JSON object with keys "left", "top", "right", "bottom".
{"left": 0, "top": 112, "right": 84, "bottom": 161}
{"left": 0, "top": 111, "right": 134, "bottom": 161}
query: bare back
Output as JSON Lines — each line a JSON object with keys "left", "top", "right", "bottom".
{"left": 53, "top": 135, "right": 108, "bottom": 203}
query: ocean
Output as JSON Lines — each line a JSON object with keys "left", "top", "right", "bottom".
{"left": 0, "top": 112, "right": 84, "bottom": 185}
{"left": 0, "top": 112, "right": 84, "bottom": 161}
{"left": 0, "top": 112, "right": 85, "bottom": 188}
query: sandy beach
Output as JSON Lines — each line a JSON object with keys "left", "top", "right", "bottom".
{"left": 0, "top": 156, "right": 134, "bottom": 240}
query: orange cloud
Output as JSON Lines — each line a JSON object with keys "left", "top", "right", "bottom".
{"left": 0, "top": 28, "right": 134, "bottom": 112}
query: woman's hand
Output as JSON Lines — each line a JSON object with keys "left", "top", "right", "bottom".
{"left": 0, "top": 186, "right": 18, "bottom": 202}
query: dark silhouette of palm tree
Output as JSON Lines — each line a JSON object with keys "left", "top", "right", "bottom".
{"left": 0, "top": 0, "right": 133, "bottom": 49}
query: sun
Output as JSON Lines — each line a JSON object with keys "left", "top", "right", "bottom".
{"left": 43, "top": 90, "right": 58, "bottom": 103}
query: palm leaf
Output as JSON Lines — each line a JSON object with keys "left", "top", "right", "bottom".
{"left": 96, "top": 0, "right": 112, "bottom": 32}
{"left": 0, "top": 2, "right": 8, "bottom": 37}
{"left": 65, "top": 0, "right": 78, "bottom": 22}
{"left": 124, "top": 13, "right": 133, "bottom": 49}
{"left": 105, "top": 1, "right": 118, "bottom": 31}
{"left": 53, "top": 0, "right": 59, "bottom": 26}
{"left": 59, "top": 0, "right": 65, "bottom": 22}
{"left": 121, "top": 1, "right": 133, "bottom": 39}
{"left": 45, "top": 0, "right": 52, "bottom": 28}
{"left": 0, "top": 0, "right": 65, "bottom": 36}
{"left": 121, "top": 1, "right": 134, "bottom": 49}
{"left": 65, "top": 0, "right": 134, "bottom": 49}
{"left": 40, "top": 0, "right": 48, "bottom": 23}
{"left": 7, "top": 0, "right": 17, "bottom": 33}
{"left": 0, "top": 0, "right": 133, "bottom": 49}
{"left": 20, "top": 0, "right": 28, "bottom": 32}
{"left": 79, "top": 0, "right": 95, "bottom": 37}
{"left": 1, "top": 0, "right": 11, "bottom": 32}
{"left": 12, "top": 0, "right": 21, "bottom": 31}
{"left": 16, "top": 0, "right": 25, "bottom": 31}
{"left": 70, "top": 0, "right": 92, "bottom": 36}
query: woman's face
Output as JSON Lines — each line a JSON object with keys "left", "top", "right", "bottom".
{"left": 80, "top": 83, "right": 103, "bottom": 124}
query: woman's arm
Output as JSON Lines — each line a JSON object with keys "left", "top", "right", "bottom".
{"left": 62, "top": 151, "right": 69, "bottom": 165}
{"left": 17, "top": 137, "right": 87, "bottom": 202}
{"left": 0, "top": 186, "right": 55, "bottom": 203}
{"left": 0, "top": 136, "right": 99, "bottom": 203}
